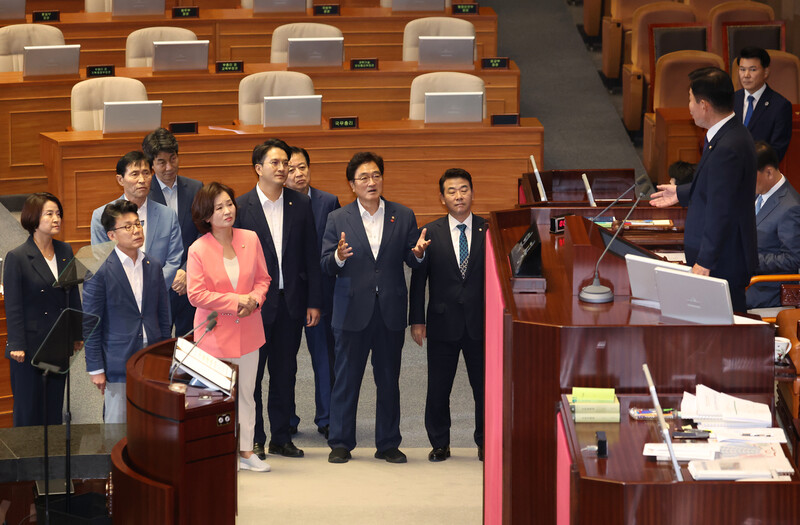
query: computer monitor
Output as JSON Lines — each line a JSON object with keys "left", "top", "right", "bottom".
{"left": 23, "top": 45, "right": 81, "bottom": 78}
{"left": 625, "top": 253, "right": 690, "bottom": 308}
{"left": 252, "top": 0, "right": 306, "bottom": 13}
{"left": 152, "top": 40, "right": 209, "bottom": 71}
{"left": 262, "top": 94, "right": 321, "bottom": 127}
{"left": 103, "top": 100, "right": 162, "bottom": 134}
{"left": 417, "top": 36, "right": 475, "bottom": 69}
{"left": 654, "top": 266, "right": 733, "bottom": 324}
{"left": 112, "top": 0, "right": 165, "bottom": 16}
{"left": 287, "top": 37, "right": 344, "bottom": 68}
{"left": 391, "top": 0, "right": 445, "bottom": 11}
{"left": 424, "top": 92, "right": 483, "bottom": 123}
{"left": 0, "top": 0, "right": 25, "bottom": 20}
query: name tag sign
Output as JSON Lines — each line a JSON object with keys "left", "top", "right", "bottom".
{"left": 313, "top": 4, "right": 339, "bottom": 15}
{"left": 172, "top": 6, "right": 199, "bottom": 17}
{"left": 33, "top": 10, "right": 60, "bottom": 22}
{"left": 86, "top": 65, "right": 115, "bottom": 77}
{"left": 216, "top": 61, "right": 244, "bottom": 73}
{"left": 491, "top": 113, "right": 519, "bottom": 126}
{"left": 452, "top": 3, "right": 478, "bottom": 14}
{"left": 350, "top": 58, "right": 378, "bottom": 70}
{"left": 481, "top": 57, "right": 509, "bottom": 69}
{"left": 329, "top": 117, "right": 358, "bottom": 129}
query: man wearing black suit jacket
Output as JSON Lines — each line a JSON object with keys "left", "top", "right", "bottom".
{"left": 651, "top": 67, "right": 758, "bottom": 312}
{"left": 235, "top": 138, "right": 322, "bottom": 460}
{"left": 734, "top": 47, "right": 792, "bottom": 162}
{"left": 143, "top": 128, "right": 203, "bottom": 336}
{"left": 409, "top": 168, "right": 485, "bottom": 462}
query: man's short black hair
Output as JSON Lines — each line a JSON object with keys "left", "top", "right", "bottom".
{"left": 252, "top": 138, "right": 292, "bottom": 167}
{"left": 116, "top": 151, "right": 151, "bottom": 176}
{"left": 101, "top": 199, "right": 139, "bottom": 233}
{"left": 346, "top": 152, "right": 384, "bottom": 182}
{"left": 668, "top": 161, "right": 695, "bottom": 186}
{"left": 689, "top": 66, "right": 735, "bottom": 114}
{"left": 755, "top": 140, "right": 780, "bottom": 171}
{"left": 289, "top": 146, "right": 310, "bottom": 165}
{"left": 141, "top": 128, "right": 179, "bottom": 163}
{"left": 738, "top": 46, "right": 771, "bottom": 68}
{"left": 439, "top": 168, "right": 473, "bottom": 194}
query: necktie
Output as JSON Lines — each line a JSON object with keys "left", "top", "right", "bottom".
{"left": 744, "top": 95, "right": 755, "bottom": 126}
{"left": 457, "top": 224, "right": 468, "bottom": 278}
{"left": 755, "top": 194, "right": 763, "bottom": 215}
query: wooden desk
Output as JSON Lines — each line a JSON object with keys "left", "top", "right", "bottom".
{"left": 484, "top": 208, "right": 774, "bottom": 525}
{"left": 8, "top": 7, "right": 497, "bottom": 68}
{"left": 40, "top": 119, "right": 543, "bottom": 246}
{"left": 24, "top": 0, "right": 385, "bottom": 12}
{"left": 518, "top": 169, "right": 636, "bottom": 204}
{"left": 0, "top": 60, "right": 519, "bottom": 195}
{"left": 559, "top": 394, "right": 800, "bottom": 525}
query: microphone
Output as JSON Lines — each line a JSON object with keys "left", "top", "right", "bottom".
{"left": 579, "top": 190, "right": 646, "bottom": 303}
{"left": 179, "top": 311, "right": 218, "bottom": 339}
{"left": 582, "top": 173, "right": 597, "bottom": 207}
{"left": 529, "top": 154, "right": 547, "bottom": 202}
{"left": 169, "top": 314, "right": 218, "bottom": 387}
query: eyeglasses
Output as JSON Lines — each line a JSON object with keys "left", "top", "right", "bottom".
{"left": 262, "top": 159, "right": 289, "bottom": 169}
{"left": 112, "top": 220, "right": 144, "bottom": 233}
{"left": 354, "top": 173, "right": 383, "bottom": 183}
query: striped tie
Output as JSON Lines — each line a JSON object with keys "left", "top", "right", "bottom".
{"left": 457, "top": 224, "right": 468, "bottom": 278}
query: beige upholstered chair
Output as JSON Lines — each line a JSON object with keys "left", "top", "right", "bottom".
{"left": 600, "top": 0, "right": 661, "bottom": 79}
{"left": 708, "top": 1, "right": 773, "bottom": 57}
{"left": 379, "top": 0, "right": 452, "bottom": 6}
{"left": 0, "top": 24, "right": 65, "bottom": 72}
{"left": 238, "top": 71, "right": 315, "bottom": 125}
{"left": 402, "top": 17, "right": 475, "bottom": 62}
{"left": 125, "top": 27, "right": 197, "bottom": 68}
{"left": 240, "top": 0, "right": 311, "bottom": 7}
{"left": 685, "top": 0, "right": 740, "bottom": 23}
{"left": 71, "top": 77, "right": 148, "bottom": 131}
{"left": 408, "top": 72, "right": 485, "bottom": 120}
{"left": 85, "top": 0, "right": 111, "bottom": 12}
{"left": 270, "top": 23, "right": 343, "bottom": 63}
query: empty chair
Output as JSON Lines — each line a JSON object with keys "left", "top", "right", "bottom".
{"left": 724, "top": 21, "right": 783, "bottom": 70}
{"left": 238, "top": 71, "right": 315, "bottom": 125}
{"left": 270, "top": 23, "right": 342, "bottom": 63}
{"left": 71, "top": 77, "right": 148, "bottom": 131}
{"left": 685, "top": 0, "right": 738, "bottom": 23}
{"left": 408, "top": 72, "right": 485, "bottom": 120}
{"left": 125, "top": 27, "right": 198, "bottom": 68}
{"left": 0, "top": 24, "right": 65, "bottom": 72}
{"left": 600, "top": 0, "right": 661, "bottom": 79}
{"left": 402, "top": 17, "right": 475, "bottom": 62}
{"left": 708, "top": 1, "right": 773, "bottom": 57}
{"left": 85, "top": 0, "right": 111, "bottom": 12}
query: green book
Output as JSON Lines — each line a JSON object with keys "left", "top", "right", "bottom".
{"left": 573, "top": 411, "right": 621, "bottom": 423}
{"left": 569, "top": 395, "right": 620, "bottom": 413}
{"left": 570, "top": 387, "right": 616, "bottom": 404}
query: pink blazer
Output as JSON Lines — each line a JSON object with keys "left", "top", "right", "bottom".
{"left": 187, "top": 229, "right": 271, "bottom": 359}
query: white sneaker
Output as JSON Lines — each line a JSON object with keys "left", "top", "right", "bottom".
{"left": 240, "top": 454, "right": 271, "bottom": 472}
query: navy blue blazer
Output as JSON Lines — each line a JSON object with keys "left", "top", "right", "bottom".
{"left": 3, "top": 237, "right": 81, "bottom": 360}
{"left": 321, "top": 199, "right": 423, "bottom": 332}
{"left": 149, "top": 175, "right": 202, "bottom": 268}
{"left": 235, "top": 186, "right": 322, "bottom": 324}
{"left": 309, "top": 186, "right": 341, "bottom": 316}
{"left": 409, "top": 214, "right": 486, "bottom": 342}
{"left": 746, "top": 180, "right": 800, "bottom": 308}
{"left": 734, "top": 85, "right": 793, "bottom": 161}
{"left": 82, "top": 250, "right": 171, "bottom": 383}
{"left": 676, "top": 116, "right": 758, "bottom": 287}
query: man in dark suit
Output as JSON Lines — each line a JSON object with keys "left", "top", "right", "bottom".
{"left": 651, "top": 67, "right": 758, "bottom": 312}
{"left": 143, "top": 128, "right": 203, "bottom": 336}
{"left": 321, "top": 151, "right": 430, "bottom": 464}
{"left": 734, "top": 47, "right": 793, "bottom": 162}
{"left": 83, "top": 200, "right": 171, "bottom": 423}
{"left": 284, "top": 146, "right": 340, "bottom": 438}
{"left": 746, "top": 141, "right": 800, "bottom": 309}
{"left": 409, "top": 168, "right": 485, "bottom": 462}
{"left": 235, "top": 138, "right": 322, "bottom": 459}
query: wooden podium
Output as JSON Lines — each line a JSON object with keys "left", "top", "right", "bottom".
{"left": 111, "top": 340, "right": 237, "bottom": 524}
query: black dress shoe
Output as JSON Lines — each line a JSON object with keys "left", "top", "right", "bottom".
{"left": 328, "top": 447, "right": 351, "bottom": 463}
{"left": 253, "top": 442, "right": 266, "bottom": 461}
{"left": 318, "top": 425, "right": 329, "bottom": 439}
{"left": 428, "top": 447, "right": 451, "bottom": 462}
{"left": 268, "top": 441, "right": 304, "bottom": 458}
{"left": 478, "top": 446, "right": 484, "bottom": 461}
{"left": 290, "top": 425, "right": 298, "bottom": 435}
{"left": 374, "top": 447, "right": 407, "bottom": 463}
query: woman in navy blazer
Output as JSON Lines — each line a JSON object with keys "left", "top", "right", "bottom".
{"left": 3, "top": 193, "right": 81, "bottom": 427}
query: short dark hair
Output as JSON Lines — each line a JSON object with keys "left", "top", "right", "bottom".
{"left": 141, "top": 128, "right": 179, "bottom": 163}
{"left": 439, "top": 168, "right": 473, "bottom": 194}
{"left": 668, "top": 161, "right": 695, "bottom": 186}
{"left": 688, "top": 67, "right": 735, "bottom": 114}
{"left": 738, "top": 46, "right": 771, "bottom": 68}
{"left": 116, "top": 151, "right": 152, "bottom": 176}
{"left": 192, "top": 181, "right": 237, "bottom": 235}
{"left": 100, "top": 199, "right": 139, "bottom": 233}
{"left": 20, "top": 192, "right": 64, "bottom": 235}
{"left": 252, "top": 138, "right": 292, "bottom": 167}
{"left": 755, "top": 140, "right": 780, "bottom": 171}
{"left": 289, "top": 146, "right": 310, "bottom": 165}
{"left": 346, "top": 151, "right": 384, "bottom": 182}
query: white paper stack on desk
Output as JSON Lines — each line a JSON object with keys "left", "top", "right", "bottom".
{"left": 679, "top": 385, "right": 772, "bottom": 429}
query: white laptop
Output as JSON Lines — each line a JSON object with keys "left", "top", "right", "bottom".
{"left": 112, "top": 0, "right": 165, "bottom": 16}
{"left": 417, "top": 36, "right": 475, "bottom": 69}
{"left": 0, "top": 0, "right": 25, "bottom": 20}
{"left": 391, "top": 0, "right": 445, "bottom": 11}
{"left": 625, "top": 253, "right": 690, "bottom": 309}
{"left": 262, "top": 94, "right": 321, "bottom": 127}
{"left": 103, "top": 100, "right": 162, "bottom": 134}
{"left": 252, "top": 0, "right": 306, "bottom": 13}
{"left": 287, "top": 37, "right": 344, "bottom": 68}
{"left": 424, "top": 92, "right": 483, "bottom": 123}
{"left": 23, "top": 45, "right": 81, "bottom": 77}
{"left": 152, "top": 41, "right": 209, "bottom": 72}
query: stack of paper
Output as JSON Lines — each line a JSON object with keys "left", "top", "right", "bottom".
{"left": 679, "top": 385, "right": 772, "bottom": 429}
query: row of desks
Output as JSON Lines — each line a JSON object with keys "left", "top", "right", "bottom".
{"left": 20, "top": 0, "right": 378, "bottom": 11}
{"left": 0, "top": 60, "right": 520, "bottom": 194}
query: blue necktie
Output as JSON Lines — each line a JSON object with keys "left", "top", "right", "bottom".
{"left": 744, "top": 95, "right": 755, "bottom": 126}
{"left": 457, "top": 224, "right": 468, "bottom": 278}
{"left": 755, "top": 194, "right": 763, "bottom": 215}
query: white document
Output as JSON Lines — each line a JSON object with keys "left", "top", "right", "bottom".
{"left": 174, "top": 337, "right": 234, "bottom": 396}
{"left": 713, "top": 428, "right": 787, "bottom": 444}
{"left": 643, "top": 442, "right": 719, "bottom": 461}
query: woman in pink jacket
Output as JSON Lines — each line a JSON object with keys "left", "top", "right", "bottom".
{"left": 187, "top": 182, "right": 272, "bottom": 472}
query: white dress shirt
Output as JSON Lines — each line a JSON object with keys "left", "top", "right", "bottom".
{"left": 335, "top": 199, "right": 386, "bottom": 267}
{"left": 448, "top": 213, "right": 473, "bottom": 262}
{"left": 706, "top": 112, "right": 736, "bottom": 143}
{"left": 156, "top": 176, "right": 179, "bottom": 217}
{"left": 742, "top": 83, "right": 767, "bottom": 123}
{"left": 757, "top": 174, "right": 786, "bottom": 209}
{"left": 256, "top": 184, "right": 285, "bottom": 289}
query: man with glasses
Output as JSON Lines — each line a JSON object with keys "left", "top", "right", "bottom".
{"left": 83, "top": 199, "right": 171, "bottom": 423}
{"left": 235, "top": 139, "right": 322, "bottom": 460}
{"left": 89, "top": 151, "right": 183, "bottom": 291}
{"left": 321, "top": 151, "right": 431, "bottom": 464}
